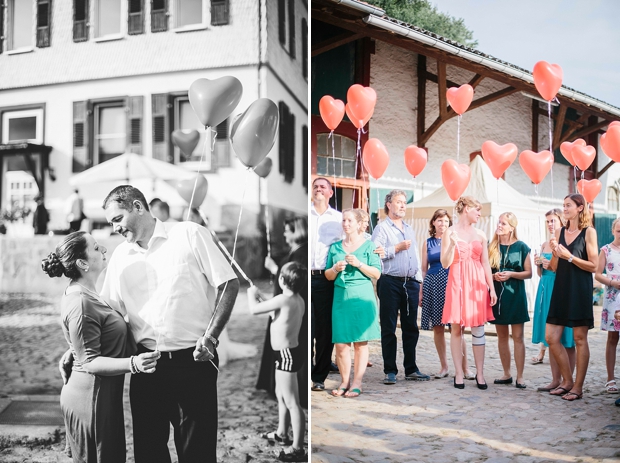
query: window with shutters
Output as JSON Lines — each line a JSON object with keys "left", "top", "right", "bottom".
{"left": 315, "top": 133, "right": 356, "bottom": 179}
{"left": 210, "top": 0, "right": 228, "bottom": 26}
{"left": 172, "top": 0, "right": 206, "bottom": 30}
{"left": 128, "top": 0, "right": 144, "bottom": 35}
{"left": 302, "top": 125, "right": 308, "bottom": 191}
{"left": 1, "top": 108, "right": 45, "bottom": 144}
{"left": 7, "top": 0, "right": 33, "bottom": 52}
{"left": 37, "top": 0, "right": 52, "bottom": 48}
{"left": 288, "top": 0, "right": 295, "bottom": 59}
{"left": 95, "top": 0, "right": 123, "bottom": 39}
{"left": 278, "top": 102, "right": 295, "bottom": 183}
{"left": 74, "top": 0, "right": 90, "bottom": 42}
{"left": 277, "top": 0, "right": 296, "bottom": 59}
{"left": 151, "top": 0, "right": 168, "bottom": 32}
{"left": 94, "top": 102, "right": 126, "bottom": 164}
{"left": 301, "top": 18, "right": 307, "bottom": 79}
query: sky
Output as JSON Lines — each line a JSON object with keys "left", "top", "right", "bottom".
{"left": 433, "top": 0, "right": 620, "bottom": 108}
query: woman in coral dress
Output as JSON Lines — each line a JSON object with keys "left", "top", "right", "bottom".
{"left": 441, "top": 196, "right": 497, "bottom": 390}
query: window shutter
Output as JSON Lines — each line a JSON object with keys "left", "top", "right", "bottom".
{"left": 278, "top": 102, "right": 287, "bottom": 177}
{"left": 127, "top": 96, "right": 143, "bottom": 154}
{"left": 73, "top": 101, "right": 92, "bottom": 172}
{"left": 278, "top": 0, "right": 285, "bottom": 46}
{"left": 287, "top": 112, "right": 295, "bottom": 183}
{"left": 0, "top": 0, "right": 4, "bottom": 54}
{"left": 128, "top": 0, "right": 144, "bottom": 35}
{"left": 211, "top": 0, "right": 229, "bottom": 26}
{"left": 302, "top": 18, "right": 307, "bottom": 79}
{"left": 36, "top": 0, "right": 52, "bottom": 48}
{"left": 278, "top": 102, "right": 295, "bottom": 183}
{"left": 213, "top": 118, "right": 230, "bottom": 168}
{"left": 73, "top": 0, "right": 89, "bottom": 42}
{"left": 302, "top": 125, "right": 307, "bottom": 191}
{"left": 151, "top": 0, "right": 168, "bottom": 33}
{"left": 152, "top": 94, "right": 171, "bottom": 162}
{"left": 288, "top": 0, "right": 295, "bottom": 59}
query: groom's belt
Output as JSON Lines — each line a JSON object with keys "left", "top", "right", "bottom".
{"left": 137, "top": 344, "right": 196, "bottom": 362}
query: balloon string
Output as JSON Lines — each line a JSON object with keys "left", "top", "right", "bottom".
{"left": 264, "top": 178, "right": 271, "bottom": 258}
{"left": 457, "top": 115, "right": 461, "bottom": 162}
{"left": 548, "top": 100, "right": 554, "bottom": 199}
{"left": 535, "top": 183, "right": 542, "bottom": 248}
{"left": 574, "top": 167, "right": 578, "bottom": 193}
{"left": 329, "top": 131, "right": 337, "bottom": 207}
{"left": 185, "top": 126, "right": 211, "bottom": 221}
{"left": 352, "top": 128, "right": 361, "bottom": 209}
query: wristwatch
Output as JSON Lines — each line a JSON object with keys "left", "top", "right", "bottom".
{"left": 205, "top": 334, "right": 219, "bottom": 348}
{"left": 567, "top": 255, "right": 574, "bottom": 263}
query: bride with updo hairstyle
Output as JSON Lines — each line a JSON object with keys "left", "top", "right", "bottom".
{"left": 42, "top": 231, "right": 160, "bottom": 463}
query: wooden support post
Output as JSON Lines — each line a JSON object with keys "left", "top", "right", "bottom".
{"left": 417, "top": 54, "right": 427, "bottom": 147}
{"left": 437, "top": 61, "right": 448, "bottom": 118}
{"left": 552, "top": 104, "right": 567, "bottom": 151}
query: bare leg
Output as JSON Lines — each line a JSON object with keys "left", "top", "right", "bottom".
{"left": 512, "top": 324, "right": 526, "bottom": 384}
{"left": 606, "top": 331, "right": 619, "bottom": 382}
{"left": 545, "top": 345, "right": 562, "bottom": 389}
{"left": 462, "top": 335, "right": 472, "bottom": 377}
{"left": 567, "top": 346, "right": 576, "bottom": 374}
{"left": 275, "top": 378, "right": 290, "bottom": 438}
{"left": 495, "top": 324, "right": 512, "bottom": 380}
{"left": 276, "top": 370, "right": 305, "bottom": 450}
{"left": 433, "top": 326, "right": 449, "bottom": 375}
{"left": 347, "top": 342, "right": 369, "bottom": 395}
{"left": 569, "top": 326, "right": 590, "bottom": 396}
{"left": 450, "top": 324, "right": 464, "bottom": 383}
{"left": 472, "top": 342, "right": 486, "bottom": 385}
{"left": 334, "top": 343, "right": 351, "bottom": 392}
{"left": 546, "top": 324, "right": 574, "bottom": 394}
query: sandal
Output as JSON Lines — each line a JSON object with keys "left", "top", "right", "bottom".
{"left": 344, "top": 388, "right": 362, "bottom": 398}
{"left": 531, "top": 355, "right": 544, "bottom": 365}
{"left": 262, "top": 431, "right": 292, "bottom": 446}
{"left": 277, "top": 446, "right": 307, "bottom": 462}
{"left": 605, "top": 380, "right": 619, "bottom": 393}
{"left": 562, "top": 391, "right": 583, "bottom": 401}
{"left": 549, "top": 386, "right": 570, "bottom": 396}
{"left": 330, "top": 387, "right": 348, "bottom": 397}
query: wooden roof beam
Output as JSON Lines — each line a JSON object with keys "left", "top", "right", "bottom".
{"left": 570, "top": 120, "right": 612, "bottom": 142}
{"left": 312, "top": 31, "right": 364, "bottom": 57}
{"left": 437, "top": 61, "right": 448, "bottom": 118}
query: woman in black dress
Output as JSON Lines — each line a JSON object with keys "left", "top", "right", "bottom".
{"left": 42, "top": 232, "right": 159, "bottom": 462}
{"left": 256, "top": 217, "right": 308, "bottom": 407}
{"left": 547, "top": 194, "right": 598, "bottom": 401}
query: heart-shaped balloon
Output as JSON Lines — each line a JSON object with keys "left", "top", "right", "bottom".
{"left": 362, "top": 138, "right": 389, "bottom": 180}
{"left": 319, "top": 96, "right": 345, "bottom": 131}
{"left": 441, "top": 159, "right": 471, "bottom": 201}
{"left": 231, "top": 98, "right": 279, "bottom": 168}
{"left": 404, "top": 146, "right": 427, "bottom": 178}
{"left": 571, "top": 144, "right": 596, "bottom": 171}
{"left": 253, "top": 157, "right": 273, "bottom": 178}
{"left": 176, "top": 175, "right": 208, "bottom": 208}
{"left": 532, "top": 61, "right": 563, "bottom": 101}
{"left": 347, "top": 84, "right": 376, "bottom": 128}
{"left": 559, "top": 138, "right": 586, "bottom": 166}
{"left": 480, "top": 141, "right": 518, "bottom": 179}
{"left": 610, "top": 121, "right": 620, "bottom": 128}
{"left": 345, "top": 103, "right": 371, "bottom": 130}
{"left": 601, "top": 125, "right": 620, "bottom": 163}
{"left": 577, "top": 179, "right": 602, "bottom": 203}
{"left": 189, "top": 76, "right": 243, "bottom": 127}
{"left": 519, "top": 150, "right": 554, "bottom": 185}
{"left": 172, "top": 129, "right": 200, "bottom": 159}
{"left": 446, "top": 84, "right": 474, "bottom": 115}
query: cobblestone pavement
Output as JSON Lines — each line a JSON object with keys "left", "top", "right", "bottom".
{"left": 0, "top": 286, "right": 307, "bottom": 463}
{"left": 311, "top": 319, "right": 620, "bottom": 463}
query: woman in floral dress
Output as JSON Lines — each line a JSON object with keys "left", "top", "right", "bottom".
{"left": 595, "top": 218, "right": 620, "bottom": 394}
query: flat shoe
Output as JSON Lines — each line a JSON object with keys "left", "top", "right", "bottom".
{"left": 494, "top": 377, "right": 513, "bottom": 385}
{"left": 516, "top": 382, "right": 527, "bottom": 389}
{"left": 464, "top": 372, "right": 475, "bottom": 380}
{"left": 262, "top": 431, "right": 293, "bottom": 446}
{"left": 475, "top": 376, "right": 487, "bottom": 390}
{"left": 549, "top": 386, "right": 570, "bottom": 396}
{"left": 434, "top": 371, "right": 449, "bottom": 379}
{"left": 453, "top": 378, "right": 464, "bottom": 389}
{"left": 562, "top": 391, "right": 583, "bottom": 401}
{"left": 344, "top": 388, "right": 362, "bottom": 398}
{"left": 536, "top": 386, "right": 558, "bottom": 392}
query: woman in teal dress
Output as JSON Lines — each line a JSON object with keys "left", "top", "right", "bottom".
{"left": 488, "top": 212, "right": 532, "bottom": 389}
{"left": 325, "top": 209, "right": 381, "bottom": 398}
{"left": 532, "top": 209, "right": 576, "bottom": 392}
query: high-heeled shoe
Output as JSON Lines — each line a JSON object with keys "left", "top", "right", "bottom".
{"left": 454, "top": 377, "right": 464, "bottom": 389}
{"left": 476, "top": 375, "right": 488, "bottom": 390}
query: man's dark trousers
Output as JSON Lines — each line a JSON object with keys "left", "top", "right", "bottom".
{"left": 378, "top": 275, "right": 421, "bottom": 376}
{"left": 311, "top": 273, "right": 334, "bottom": 384}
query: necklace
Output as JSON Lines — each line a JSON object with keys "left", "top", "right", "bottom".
{"left": 343, "top": 236, "right": 363, "bottom": 247}
{"left": 565, "top": 227, "right": 579, "bottom": 235}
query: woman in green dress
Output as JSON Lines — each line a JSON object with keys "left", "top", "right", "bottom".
{"left": 325, "top": 209, "right": 381, "bottom": 398}
{"left": 488, "top": 212, "right": 532, "bottom": 389}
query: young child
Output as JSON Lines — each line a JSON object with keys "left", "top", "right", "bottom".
{"left": 248, "top": 261, "right": 307, "bottom": 462}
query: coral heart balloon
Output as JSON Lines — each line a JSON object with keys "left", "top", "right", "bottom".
{"left": 601, "top": 125, "right": 620, "bottom": 163}
{"left": 347, "top": 85, "right": 376, "bottom": 128}
{"left": 441, "top": 159, "right": 471, "bottom": 201}
{"left": 345, "top": 103, "right": 371, "bottom": 130}
{"left": 571, "top": 144, "right": 596, "bottom": 171}
{"left": 253, "top": 157, "right": 272, "bottom": 178}
{"left": 519, "top": 150, "right": 554, "bottom": 185}
{"left": 610, "top": 121, "right": 620, "bottom": 128}
{"left": 577, "top": 179, "right": 602, "bottom": 203}
{"left": 231, "top": 98, "right": 279, "bottom": 168}
{"left": 189, "top": 76, "right": 243, "bottom": 127}
{"left": 176, "top": 175, "right": 208, "bottom": 208}
{"left": 172, "top": 130, "right": 200, "bottom": 159}
{"left": 319, "top": 96, "right": 345, "bottom": 131}
{"left": 559, "top": 138, "right": 586, "bottom": 167}
{"left": 404, "top": 146, "right": 427, "bottom": 178}
{"left": 480, "top": 141, "right": 518, "bottom": 179}
{"left": 446, "top": 84, "right": 474, "bottom": 115}
{"left": 362, "top": 138, "right": 389, "bottom": 180}
{"left": 532, "top": 61, "right": 563, "bottom": 101}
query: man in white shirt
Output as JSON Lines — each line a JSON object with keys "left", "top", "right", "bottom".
{"left": 102, "top": 185, "right": 239, "bottom": 463}
{"left": 310, "top": 177, "right": 343, "bottom": 391}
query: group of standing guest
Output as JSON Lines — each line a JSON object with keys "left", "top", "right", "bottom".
{"left": 312, "top": 178, "right": 617, "bottom": 403}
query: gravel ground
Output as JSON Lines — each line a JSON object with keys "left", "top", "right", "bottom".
{"left": 0, "top": 282, "right": 307, "bottom": 463}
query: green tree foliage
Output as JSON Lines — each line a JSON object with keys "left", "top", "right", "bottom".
{"left": 365, "top": 0, "right": 478, "bottom": 48}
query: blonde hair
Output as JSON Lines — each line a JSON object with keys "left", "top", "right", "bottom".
{"left": 612, "top": 217, "right": 620, "bottom": 233}
{"left": 356, "top": 208, "right": 370, "bottom": 232}
{"left": 564, "top": 194, "right": 591, "bottom": 229}
{"left": 546, "top": 208, "right": 565, "bottom": 227}
{"left": 488, "top": 212, "right": 519, "bottom": 270}
{"left": 342, "top": 208, "right": 366, "bottom": 233}
{"left": 428, "top": 209, "right": 452, "bottom": 237}
{"left": 455, "top": 196, "right": 481, "bottom": 215}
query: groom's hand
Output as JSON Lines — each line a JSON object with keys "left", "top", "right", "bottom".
{"left": 58, "top": 349, "right": 73, "bottom": 384}
{"left": 193, "top": 336, "right": 215, "bottom": 362}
